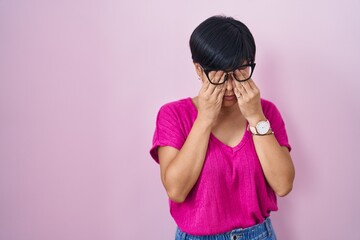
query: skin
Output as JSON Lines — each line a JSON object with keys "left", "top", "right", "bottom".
{"left": 158, "top": 62, "right": 295, "bottom": 203}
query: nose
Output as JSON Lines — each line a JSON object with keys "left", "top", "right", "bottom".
{"left": 225, "top": 74, "right": 235, "bottom": 91}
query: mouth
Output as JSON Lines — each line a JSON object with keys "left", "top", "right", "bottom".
{"left": 223, "top": 95, "right": 237, "bottom": 101}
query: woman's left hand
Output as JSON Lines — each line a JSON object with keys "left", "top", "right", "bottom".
{"left": 233, "top": 77, "right": 265, "bottom": 126}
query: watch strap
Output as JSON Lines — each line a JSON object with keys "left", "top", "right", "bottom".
{"left": 252, "top": 130, "right": 274, "bottom": 136}
{"left": 248, "top": 119, "right": 273, "bottom": 136}
{"left": 248, "top": 125, "right": 257, "bottom": 134}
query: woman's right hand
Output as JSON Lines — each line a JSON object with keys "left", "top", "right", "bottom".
{"left": 197, "top": 71, "right": 226, "bottom": 127}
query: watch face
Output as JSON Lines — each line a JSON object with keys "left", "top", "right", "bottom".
{"left": 256, "top": 120, "right": 270, "bottom": 135}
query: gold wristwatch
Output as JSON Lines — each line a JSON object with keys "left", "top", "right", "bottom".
{"left": 248, "top": 119, "right": 273, "bottom": 136}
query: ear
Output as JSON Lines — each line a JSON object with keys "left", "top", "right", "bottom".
{"left": 193, "top": 62, "right": 203, "bottom": 80}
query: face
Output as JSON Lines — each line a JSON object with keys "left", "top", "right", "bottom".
{"left": 221, "top": 77, "right": 238, "bottom": 108}
{"left": 195, "top": 62, "right": 254, "bottom": 108}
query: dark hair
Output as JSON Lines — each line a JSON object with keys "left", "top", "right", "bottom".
{"left": 189, "top": 15, "right": 256, "bottom": 70}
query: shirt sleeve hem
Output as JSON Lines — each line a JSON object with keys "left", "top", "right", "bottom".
{"left": 279, "top": 143, "right": 292, "bottom": 152}
{"left": 150, "top": 141, "right": 182, "bottom": 164}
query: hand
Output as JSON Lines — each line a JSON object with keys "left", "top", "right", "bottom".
{"left": 197, "top": 71, "right": 226, "bottom": 127}
{"left": 232, "top": 73, "right": 265, "bottom": 126}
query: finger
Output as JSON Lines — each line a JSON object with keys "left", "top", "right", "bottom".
{"left": 240, "top": 80, "right": 252, "bottom": 94}
{"left": 216, "top": 85, "right": 226, "bottom": 101}
{"left": 233, "top": 79, "right": 247, "bottom": 95}
{"left": 205, "top": 81, "right": 218, "bottom": 95}
{"left": 200, "top": 76, "right": 210, "bottom": 92}
{"left": 234, "top": 69, "right": 244, "bottom": 81}
{"left": 234, "top": 86, "right": 242, "bottom": 99}
{"left": 207, "top": 70, "right": 216, "bottom": 82}
{"left": 206, "top": 71, "right": 224, "bottom": 94}
{"left": 212, "top": 70, "right": 225, "bottom": 85}
{"left": 210, "top": 84, "right": 223, "bottom": 99}
{"left": 234, "top": 69, "right": 248, "bottom": 82}
{"left": 214, "top": 84, "right": 226, "bottom": 98}
{"left": 248, "top": 79, "right": 259, "bottom": 92}
{"left": 201, "top": 73, "right": 212, "bottom": 92}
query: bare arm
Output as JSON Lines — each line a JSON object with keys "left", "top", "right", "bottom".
{"left": 158, "top": 118, "right": 212, "bottom": 203}
{"left": 158, "top": 67, "right": 226, "bottom": 203}
{"left": 250, "top": 114, "right": 295, "bottom": 197}
{"left": 233, "top": 78, "right": 295, "bottom": 197}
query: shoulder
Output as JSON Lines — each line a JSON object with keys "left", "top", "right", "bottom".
{"left": 260, "top": 97, "right": 288, "bottom": 129}
{"left": 260, "top": 98, "right": 285, "bottom": 121}
{"left": 160, "top": 97, "right": 191, "bottom": 109}
{"left": 157, "top": 97, "right": 194, "bottom": 116}
{"left": 260, "top": 98, "right": 280, "bottom": 113}
{"left": 153, "top": 97, "right": 195, "bottom": 137}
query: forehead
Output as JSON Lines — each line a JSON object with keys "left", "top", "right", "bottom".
{"left": 223, "top": 60, "right": 249, "bottom": 71}
{"left": 206, "top": 59, "right": 250, "bottom": 71}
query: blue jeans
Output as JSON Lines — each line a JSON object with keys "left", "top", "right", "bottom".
{"left": 175, "top": 217, "right": 277, "bottom": 240}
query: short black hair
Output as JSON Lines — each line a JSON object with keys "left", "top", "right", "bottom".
{"left": 189, "top": 15, "right": 256, "bottom": 70}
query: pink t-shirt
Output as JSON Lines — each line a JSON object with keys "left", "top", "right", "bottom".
{"left": 149, "top": 97, "right": 291, "bottom": 236}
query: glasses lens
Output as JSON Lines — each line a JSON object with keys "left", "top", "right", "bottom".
{"left": 207, "top": 70, "right": 226, "bottom": 84}
{"left": 234, "top": 65, "right": 252, "bottom": 81}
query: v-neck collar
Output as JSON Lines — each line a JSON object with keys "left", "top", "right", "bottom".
{"left": 186, "top": 97, "right": 250, "bottom": 153}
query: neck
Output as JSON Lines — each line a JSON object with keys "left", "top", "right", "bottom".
{"left": 217, "top": 104, "right": 243, "bottom": 122}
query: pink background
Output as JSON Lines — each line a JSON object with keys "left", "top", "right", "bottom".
{"left": 1, "top": 0, "right": 359, "bottom": 239}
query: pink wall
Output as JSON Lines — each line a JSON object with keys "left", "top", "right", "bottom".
{"left": 1, "top": 0, "right": 359, "bottom": 239}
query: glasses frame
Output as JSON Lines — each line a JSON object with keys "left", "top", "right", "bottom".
{"left": 199, "top": 62, "right": 256, "bottom": 85}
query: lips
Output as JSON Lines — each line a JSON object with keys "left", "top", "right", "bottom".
{"left": 223, "top": 95, "right": 236, "bottom": 101}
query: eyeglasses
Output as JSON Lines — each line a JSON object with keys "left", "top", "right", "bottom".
{"left": 199, "top": 63, "right": 256, "bottom": 85}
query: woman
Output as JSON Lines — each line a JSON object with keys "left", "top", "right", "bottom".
{"left": 150, "top": 15, "right": 295, "bottom": 240}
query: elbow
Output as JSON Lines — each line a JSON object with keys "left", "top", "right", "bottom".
{"left": 163, "top": 173, "right": 188, "bottom": 203}
{"left": 167, "top": 190, "right": 187, "bottom": 203}
{"left": 275, "top": 183, "right": 293, "bottom": 197}
{"left": 169, "top": 196, "right": 186, "bottom": 203}
{"left": 276, "top": 165, "right": 295, "bottom": 197}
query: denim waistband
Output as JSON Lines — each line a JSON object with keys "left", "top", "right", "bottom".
{"left": 176, "top": 217, "right": 275, "bottom": 240}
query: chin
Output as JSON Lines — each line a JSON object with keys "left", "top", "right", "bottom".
{"left": 221, "top": 99, "right": 238, "bottom": 108}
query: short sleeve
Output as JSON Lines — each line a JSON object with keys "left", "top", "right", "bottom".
{"left": 149, "top": 104, "right": 186, "bottom": 164}
{"left": 262, "top": 99, "right": 292, "bottom": 152}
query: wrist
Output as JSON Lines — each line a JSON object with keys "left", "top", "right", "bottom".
{"left": 248, "top": 118, "right": 273, "bottom": 136}
{"left": 195, "top": 116, "right": 215, "bottom": 130}
{"left": 247, "top": 113, "right": 266, "bottom": 127}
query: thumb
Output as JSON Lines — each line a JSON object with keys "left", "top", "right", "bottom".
{"left": 234, "top": 87, "right": 242, "bottom": 99}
